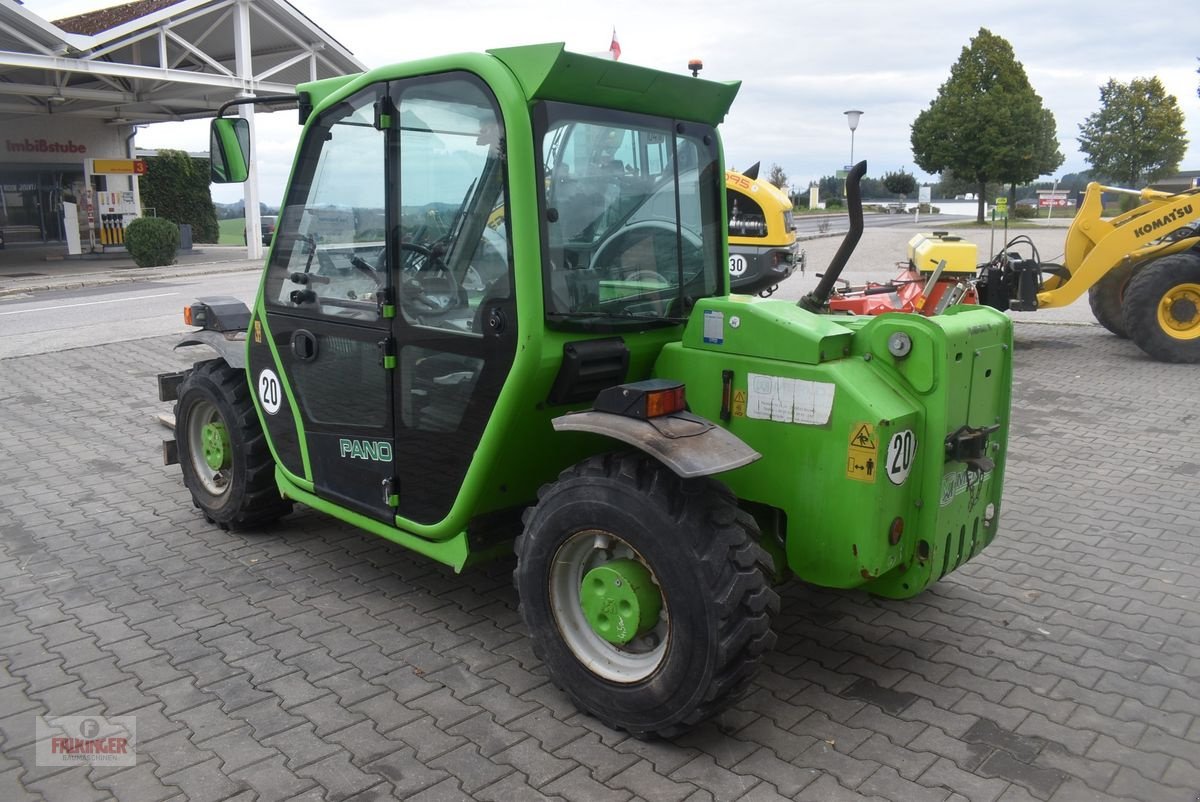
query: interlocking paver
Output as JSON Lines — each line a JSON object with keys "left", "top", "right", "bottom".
{"left": 731, "top": 746, "right": 820, "bottom": 796}
{"left": 228, "top": 754, "right": 315, "bottom": 801}
{"left": 364, "top": 745, "right": 452, "bottom": 798}
{"left": 474, "top": 772, "right": 567, "bottom": 802}
{"left": 293, "top": 750, "right": 384, "bottom": 801}
{"left": 552, "top": 732, "right": 633, "bottom": 783}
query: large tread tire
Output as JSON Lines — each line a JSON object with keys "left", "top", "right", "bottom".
{"left": 175, "top": 359, "right": 292, "bottom": 530}
{"left": 1087, "top": 262, "right": 1138, "bottom": 338}
{"left": 1121, "top": 253, "right": 1200, "bottom": 363}
{"left": 514, "top": 452, "right": 778, "bottom": 739}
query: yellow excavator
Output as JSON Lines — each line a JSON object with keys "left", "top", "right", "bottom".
{"left": 725, "top": 162, "right": 804, "bottom": 296}
{"left": 975, "top": 181, "right": 1200, "bottom": 363}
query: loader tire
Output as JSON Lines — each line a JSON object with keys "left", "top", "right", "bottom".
{"left": 1122, "top": 253, "right": 1200, "bottom": 363}
{"left": 1087, "top": 262, "right": 1138, "bottom": 338}
{"left": 175, "top": 358, "right": 292, "bottom": 530}
{"left": 514, "top": 452, "right": 778, "bottom": 740}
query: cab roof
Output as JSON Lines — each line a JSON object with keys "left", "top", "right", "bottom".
{"left": 488, "top": 43, "right": 740, "bottom": 126}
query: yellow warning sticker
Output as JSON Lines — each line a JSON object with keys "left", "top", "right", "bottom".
{"left": 732, "top": 389, "right": 747, "bottom": 418}
{"left": 253, "top": 320, "right": 263, "bottom": 344}
{"left": 847, "top": 422, "right": 878, "bottom": 482}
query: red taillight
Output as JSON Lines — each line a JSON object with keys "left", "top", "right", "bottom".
{"left": 645, "top": 385, "right": 686, "bottom": 417}
{"left": 888, "top": 517, "right": 904, "bottom": 546}
{"left": 594, "top": 379, "right": 687, "bottom": 419}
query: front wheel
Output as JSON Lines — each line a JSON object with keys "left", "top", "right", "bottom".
{"left": 1087, "top": 262, "right": 1138, "bottom": 338}
{"left": 514, "top": 453, "right": 778, "bottom": 739}
{"left": 1122, "top": 253, "right": 1200, "bottom": 363}
{"left": 175, "top": 359, "right": 292, "bottom": 529}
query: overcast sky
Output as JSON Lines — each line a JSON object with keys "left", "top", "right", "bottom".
{"left": 36, "top": 0, "right": 1200, "bottom": 205}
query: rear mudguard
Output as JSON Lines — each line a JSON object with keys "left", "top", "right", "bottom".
{"left": 174, "top": 329, "right": 247, "bottom": 368}
{"left": 552, "top": 410, "right": 760, "bottom": 479}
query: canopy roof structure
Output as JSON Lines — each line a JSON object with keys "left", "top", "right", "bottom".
{"left": 0, "top": 0, "right": 364, "bottom": 123}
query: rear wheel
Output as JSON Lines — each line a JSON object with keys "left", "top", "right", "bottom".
{"left": 514, "top": 453, "right": 778, "bottom": 739}
{"left": 175, "top": 359, "right": 291, "bottom": 529}
{"left": 1122, "top": 253, "right": 1200, "bottom": 363}
{"left": 1087, "top": 262, "right": 1138, "bottom": 338}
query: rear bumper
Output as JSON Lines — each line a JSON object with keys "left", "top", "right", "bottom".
{"left": 729, "top": 242, "right": 804, "bottom": 294}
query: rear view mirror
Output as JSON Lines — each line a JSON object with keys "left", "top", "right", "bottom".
{"left": 210, "top": 117, "right": 250, "bottom": 183}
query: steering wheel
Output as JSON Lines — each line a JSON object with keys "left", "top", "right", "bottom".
{"left": 625, "top": 269, "right": 672, "bottom": 315}
{"left": 398, "top": 244, "right": 464, "bottom": 321}
{"left": 400, "top": 241, "right": 436, "bottom": 273}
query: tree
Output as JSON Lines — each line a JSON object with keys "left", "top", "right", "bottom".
{"left": 1077, "top": 77, "right": 1188, "bottom": 188}
{"left": 767, "top": 163, "right": 788, "bottom": 191}
{"left": 910, "top": 28, "right": 1063, "bottom": 222}
{"left": 882, "top": 169, "right": 917, "bottom": 198}
{"left": 139, "top": 149, "right": 220, "bottom": 243}
{"left": 817, "top": 174, "right": 843, "bottom": 200}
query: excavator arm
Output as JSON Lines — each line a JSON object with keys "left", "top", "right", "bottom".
{"left": 1037, "top": 181, "right": 1200, "bottom": 308}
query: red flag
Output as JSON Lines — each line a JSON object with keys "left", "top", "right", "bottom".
{"left": 609, "top": 28, "right": 621, "bottom": 61}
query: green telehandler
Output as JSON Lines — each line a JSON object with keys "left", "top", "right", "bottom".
{"left": 160, "top": 43, "right": 1013, "bottom": 738}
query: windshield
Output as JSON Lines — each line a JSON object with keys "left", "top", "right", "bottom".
{"left": 536, "top": 102, "right": 723, "bottom": 329}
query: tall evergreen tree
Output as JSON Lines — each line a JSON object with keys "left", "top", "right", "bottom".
{"left": 910, "top": 28, "right": 1063, "bottom": 222}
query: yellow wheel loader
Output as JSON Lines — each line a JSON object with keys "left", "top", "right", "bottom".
{"left": 976, "top": 181, "right": 1200, "bottom": 363}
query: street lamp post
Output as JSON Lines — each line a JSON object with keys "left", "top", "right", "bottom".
{"left": 842, "top": 110, "right": 863, "bottom": 199}
{"left": 844, "top": 109, "right": 863, "bottom": 166}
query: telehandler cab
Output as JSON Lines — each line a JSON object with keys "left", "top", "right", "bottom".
{"left": 160, "top": 44, "right": 1013, "bottom": 738}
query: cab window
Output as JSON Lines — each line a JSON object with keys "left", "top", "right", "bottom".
{"left": 266, "top": 86, "right": 387, "bottom": 323}
{"left": 394, "top": 77, "right": 510, "bottom": 335}
{"left": 537, "top": 102, "right": 723, "bottom": 330}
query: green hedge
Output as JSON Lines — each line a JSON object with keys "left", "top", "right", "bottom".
{"left": 125, "top": 217, "right": 180, "bottom": 267}
{"left": 140, "top": 150, "right": 220, "bottom": 243}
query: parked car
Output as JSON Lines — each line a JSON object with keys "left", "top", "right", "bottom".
{"left": 244, "top": 215, "right": 278, "bottom": 245}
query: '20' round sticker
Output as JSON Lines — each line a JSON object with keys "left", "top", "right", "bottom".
{"left": 886, "top": 430, "right": 916, "bottom": 485}
{"left": 258, "top": 369, "right": 282, "bottom": 415}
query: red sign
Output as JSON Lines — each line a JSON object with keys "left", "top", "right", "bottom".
{"left": 1038, "top": 198, "right": 1069, "bottom": 208}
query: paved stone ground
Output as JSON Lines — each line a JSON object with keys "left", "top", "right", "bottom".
{"left": 0, "top": 321, "right": 1197, "bottom": 802}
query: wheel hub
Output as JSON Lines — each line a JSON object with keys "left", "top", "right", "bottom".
{"left": 1159, "top": 283, "right": 1200, "bottom": 339}
{"left": 580, "top": 559, "right": 662, "bottom": 645}
{"left": 201, "top": 421, "right": 231, "bottom": 471}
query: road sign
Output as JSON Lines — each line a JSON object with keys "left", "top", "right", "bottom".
{"left": 918, "top": 185, "right": 931, "bottom": 204}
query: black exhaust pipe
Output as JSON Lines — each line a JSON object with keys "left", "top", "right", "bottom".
{"left": 799, "top": 160, "right": 866, "bottom": 312}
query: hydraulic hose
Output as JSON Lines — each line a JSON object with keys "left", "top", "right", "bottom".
{"left": 799, "top": 160, "right": 866, "bottom": 312}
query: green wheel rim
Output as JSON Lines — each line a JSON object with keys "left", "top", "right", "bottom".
{"left": 186, "top": 400, "right": 231, "bottom": 497}
{"left": 549, "top": 529, "right": 669, "bottom": 683}
{"left": 201, "top": 421, "right": 230, "bottom": 471}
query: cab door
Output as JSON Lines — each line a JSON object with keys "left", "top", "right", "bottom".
{"left": 256, "top": 84, "right": 399, "bottom": 523}
{"left": 387, "top": 74, "right": 518, "bottom": 525}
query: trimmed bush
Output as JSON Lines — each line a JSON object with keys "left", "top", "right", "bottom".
{"left": 125, "top": 217, "right": 180, "bottom": 267}
{"left": 1011, "top": 205, "right": 1039, "bottom": 219}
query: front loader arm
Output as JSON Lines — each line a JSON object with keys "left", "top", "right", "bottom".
{"left": 1039, "top": 182, "right": 1200, "bottom": 309}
